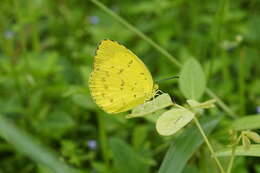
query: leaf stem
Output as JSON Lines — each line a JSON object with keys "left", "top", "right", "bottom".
{"left": 193, "top": 116, "right": 226, "bottom": 173}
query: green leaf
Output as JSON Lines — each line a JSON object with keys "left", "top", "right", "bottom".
{"left": 182, "top": 164, "right": 199, "bottom": 173}
{"left": 231, "top": 114, "right": 260, "bottom": 130}
{"left": 158, "top": 116, "right": 221, "bottom": 173}
{"left": 243, "top": 131, "right": 260, "bottom": 143}
{"left": 187, "top": 99, "right": 216, "bottom": 109}
{"left": 37, "top": 111, "right": 75, "bottom": 137}
{"left": 92, "top": 162, "right": 110, "bottom": 173}
{"left": 144, "top": 109, "right": 166, "bottom": 123}
{"left": 215, "top": 144, "right": 260, "bottom": 157}
{"left": 156, "top": 108, "right": 194, "bottom": 136}
{"left": 127, "top": 93, "right": 173, "bottom": 118}
{"left": 38, "top": 164, "right": 55, "bottom": 173}
{"left": 0, "top": 115, "right": 72, "bottom": 173}
{"left": 242, "top": 134, "right": 251, "bottom": 151}
{"left": 110, "top": 138, "right": 151, "bottom": 173}
{"left": 72, "top": 94, "right": 96, "bottom": 109}
{"left": 179, "top": 58, "right": 206, "bottom": 100}
{"left": 132, "top": 125, "right": 149, "bottom": 150}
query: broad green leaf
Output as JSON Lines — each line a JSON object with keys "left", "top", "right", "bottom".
{"left": 231, "top": 114, "right": 260, "bottom": 130}
{"left": 215, "top": 144, "right": 260, "bottom": 157}
{"left": 158, "top": 116, "right": 221, "bottom": 173}
{"left": 127, "top": 93, "right": 173, "bottom": 118}
{"left": 132, "top": 125, "right": 149, "bottom": 150}
{"left": 179, "top": 58, "right": 206, "bottom": 100}
{"left": 0, "top": 115, "right": 72, "bottom": 173}
{"left": 144, "top": 109, "right": 166, "bottom": 123}
{"left": 110, "top": 138, "right": 151, "bottom": 173}
{"left": 183, "top": 164, "right": 199, "bottom": 173}
{"left": 156, "top": 108, "right": 194, "bottom": 136}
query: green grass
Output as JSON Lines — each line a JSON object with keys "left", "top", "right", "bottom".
{"left": 0, "top": 0, "right": 260, "bottom": 172}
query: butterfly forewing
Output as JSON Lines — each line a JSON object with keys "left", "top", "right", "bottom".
{"left": 89, "top": 40, "right": 155, "bottom": 113}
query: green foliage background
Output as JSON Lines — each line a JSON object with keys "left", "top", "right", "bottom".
{"left": 0, "top": 0, "right": 259, "bottom": 172}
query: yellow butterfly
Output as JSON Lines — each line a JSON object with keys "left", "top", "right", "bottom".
{"left": 89, "top": 39, "right": 158, "bottom": 114}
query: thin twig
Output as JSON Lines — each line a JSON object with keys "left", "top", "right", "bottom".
{"left": 193, "top": 116, "right": 226, "bottom": 173}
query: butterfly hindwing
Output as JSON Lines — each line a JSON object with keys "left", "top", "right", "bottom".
{"left": 89, "top": 40, "right": 155, "bottom": 113}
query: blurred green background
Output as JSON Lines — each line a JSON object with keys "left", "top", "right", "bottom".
{"left": 0, "top": 0, "right": 259, "bottom": 172}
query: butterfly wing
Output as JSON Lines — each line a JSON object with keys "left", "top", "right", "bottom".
{"left": 89, "top": 40, "right": 155, "bottom": 114}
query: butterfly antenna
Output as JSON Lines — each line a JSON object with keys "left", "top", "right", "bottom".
{"left": 156, "top": 75, "right": 179, "bottom": 83}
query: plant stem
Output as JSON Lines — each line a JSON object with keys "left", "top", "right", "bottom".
{"left": 193, "top": 116, "right": 226, "bottom": 173}
{"left": 97, "top": 113, "right": 110, "bottom": 167}
{"left": 227, "top": 135, "right": 241, "bottom": 173}
{"left": 238, "top": 50, "right": 245, "bottom": 116}
{"left": 91, "top": 0, "right": 237, "bottom": 119}
{"left": 227, "top": 144, "right": 236, "bottom": 173}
